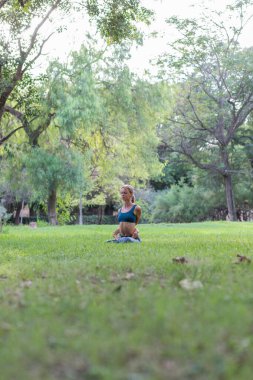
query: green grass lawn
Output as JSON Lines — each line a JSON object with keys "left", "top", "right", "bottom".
{"left": 1, "top": 222, "right": 253, "bottom": 380}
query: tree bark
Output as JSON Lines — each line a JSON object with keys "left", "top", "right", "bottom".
{"left": 47, "top": 189, "right": 57, "bottom": 225}
{"left": 97, "top": 205, "right": 105, "bottom": 224}
{"left": 223, "top": 174, "right": 237, "bottom": 221}
{"left": 79, "top": 192, "right": 83, "bottom": 225}
{"left": 0, "top": 0, "right": 60, "bottom": 125}
{"left": 219, "top": 146, "right": 236, "bottom": 221}
{"left": 20, "top": 199, "right": 25, "bottom": 224}
{"left": 14, "top": 201, "right": 23, "bottom": 225}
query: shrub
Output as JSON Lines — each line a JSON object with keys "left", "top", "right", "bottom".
{"left": 0, "top": 203, "right": 11, "bottom": 232}
{"left": 152, "top": 183, "right": 224, "bottom": 223}
{"left": 80, "top": 215, "right": 117, "bottom": 225}
{"left": 135, "top": 188, "right": 157, "bottom": 223}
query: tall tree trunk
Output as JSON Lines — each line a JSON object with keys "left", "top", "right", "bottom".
{"left": 47, "top": 189, "right": 57, "bottom": 225}
{"left": 220, "top": 147, "right": 237, "bottom": 221}
{"left": 97, "top": 205, "right": 105, "bottom": 225}
{"left": 20, "top": 199, "right": 25, "bottom": 225}
{"left": 79, "top": 192, "right": 83, "bottom": 225}
{"left": 223, "top": 174, "right": 237, "bottom": 221}
{"left": 14, "top": 201, "right": 23, "bottom": 225}
{"left": 29, "top": 202, "right": 37, "bottom": 220}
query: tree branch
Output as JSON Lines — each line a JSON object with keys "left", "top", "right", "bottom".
{"left": 3, "top": 104, "right": 24, "bottom": 121}
{"left": 179, "top": 141, "right": 226, "bottom": 175}
{"left": 21, "top": 0, "right": 61, "bottom": 64}
{"left": 0, "top": 0, "right": 61, "bottom": 121}
{"left": 22, "top": 32, "right": 55, "bottom": 74}
{"left": 18, "top": 0, "right": 30, "bottom": 7}
{"left": 0, "top": 0, "right": 8, "bottom": 8}
{"left": 0, "top": 126, "right": 24, "bottom": 145}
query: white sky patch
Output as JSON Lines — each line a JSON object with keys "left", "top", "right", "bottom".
{"left": 128, "top": 0, "right": 253, "bottom": 75}
{"left": 30, "top": 0, "right": 253, "bottom": 75}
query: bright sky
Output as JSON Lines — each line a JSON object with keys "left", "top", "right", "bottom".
{"left": 129, "top": 0, "right": 253, "bottom": 74}
{"left": 34, "top": 0, "right": 253, "bottom": 75}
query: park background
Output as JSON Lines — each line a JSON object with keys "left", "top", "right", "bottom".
{"left": 1, "top": 0, "right": 253, "bottom": 226}
{"left": 1, "top": 2, "right": 253, "bottom": 380}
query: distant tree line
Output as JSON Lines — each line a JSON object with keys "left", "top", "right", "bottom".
{"left": 1, "top": 0, "right": 253, "bottom": 226}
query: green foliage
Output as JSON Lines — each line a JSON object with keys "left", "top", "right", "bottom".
{"left": 0, "top": 0, "right": 152, "bottom": 150}
{"left": 56, "top": 194, "right": 75, "bottom": 225}
{"left": 152, "top": 182, "right": 225, "bottom": 223}
{"left": 1, "top": 38, "right": 168, "bottom": 222}
{"left": 0, "top": 205, "right": 6, "bottom": 232}
{"left": 86, "top": 0, "right": 153, "bottom": 43}
{"left": 36, "top": 219, "right": 49, "bottom": 227}
{"left": 48, "top": 43, "right": 166, "bottom": 205}
{"left": 0, "top": 149, "right": 32, "bottom": 203}
{"left": 25, "top": 146, "right": 87, "bottom": 198}
{"left": 157, "top": 1, "right": 253, "bottom": 220}
{"left": 49, "top": 51, "right": 102, "bottom": 134}
{"left": 81, "top": 214, "right": 116, "bottom": 224}
{"left": 151, "top": 153, "right": 193, "bottom": 190}
{"left": 135, "top": 198, "right": 152, "bottom": 223}
{"left": 134, "top": 188, "right": 158, "bottom": 224}
{"left": 0, "top": 198, "right": 12, "bottom": 232}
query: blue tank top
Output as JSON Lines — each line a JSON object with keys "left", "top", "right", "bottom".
{"left": 118, "top": 205, "right": 137, "bottom": 223}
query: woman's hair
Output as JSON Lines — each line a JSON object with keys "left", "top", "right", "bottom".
{"left": 121, "top": 184, "right": 135, "bottom": 203}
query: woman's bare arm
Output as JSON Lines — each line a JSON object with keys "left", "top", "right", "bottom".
{"left": 134, "top": 205, "right": 142, "bottom": 225}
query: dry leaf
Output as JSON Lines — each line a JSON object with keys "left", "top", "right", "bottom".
{"left": 234, "top": 254, "right": 251, "bottom": 264}
{"left": 51, "top": 357, "right": 89, "bottom": 379}
{"left": 0, "top": 322, "right": 12, "bottom": 332}
{"left": 172, "top": 257, "right": 188, "bottom": 264}
{"left": 110, "top": 272, "right": 120, "bottom": 282}
{"left": 124, "top": 272, "right": 135, "bottom": 280}
{"left": 179, "top": 278, "right": 203, "bottom": 290}
{"left": 20, "top": 280, "right": 32, "bottom": 288}
{"left": 113, "top": 285, "right": 122, "bottom": 292}
{"left": 89, "top": 276, "right": 101, "bottom": 284}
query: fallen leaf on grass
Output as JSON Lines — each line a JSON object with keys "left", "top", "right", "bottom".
{"left": 89, "top": 276, "right": 102, "bottom": 285}
{"left": 124, "top": 272, "right": 135, "bottom": 280}
{"left": 20, "top": 280, "right": 33, "bottom": 288}
{"left": 0, "top": 322, "right": 12, "bottom": 332}
{"left": 51, "top": 357, "right": 89, "bottom": 379}
{"left": 113, "top": 285, "right": 122, "bottom": 292}
{"left": 233, "top": 254, "right": 251, "bottom": 264}
{"left": 179, "top": 278, "right": 203, "bottom": 290}
{"left": 8, "top": 289, "right": 26, "bottom": 308}
{"left": 161, "top": 359, "right": 184, "bottom": 377}
{"left": 172, "top": 256, "right": 188, "bottom": 264}
{"left": 110, "top": 272, "right": 120, "bottom": 283}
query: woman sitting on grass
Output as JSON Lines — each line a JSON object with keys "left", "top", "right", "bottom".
{"left": 112, "top": 184, "right": 142, "bottom": 241}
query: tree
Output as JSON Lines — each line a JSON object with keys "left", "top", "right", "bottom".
{"left": 25, "top": 146, "right": 89, "bottom": 224}
{"left": 158, "top": 0, "right": 253, "bottom": 220}
{"left": 0, "top": 39, "right": 167, "bottom": 224}
{"left": 0, "top": 0, "right": 153, "bottom": 145}
{"left": 1, "top": 73, "right": 56, "bottom": 148}
{"left": 0, "top": 0, "right": 66, "bottom": 133}
{"left": 48, "top": 42, "right": 167, "bottom": 205}
{"left": 0, "top": 146, "right": 32, "bottom": 224}
{"left": 85, "top": 0, "right": 153, "bottom": 44}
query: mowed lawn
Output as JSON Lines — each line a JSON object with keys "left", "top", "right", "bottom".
{"left": 1, "top": 222, "right": 253, "bottom": 380}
